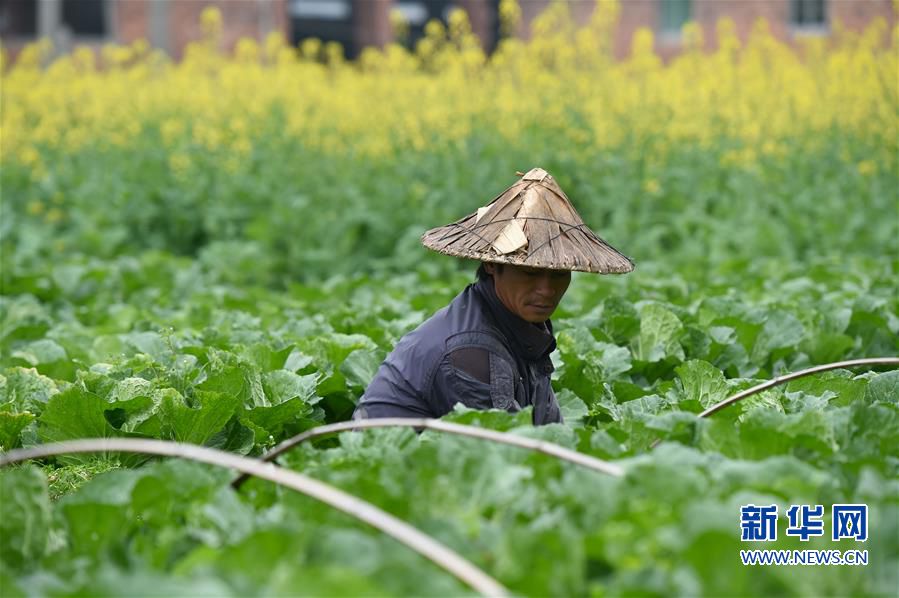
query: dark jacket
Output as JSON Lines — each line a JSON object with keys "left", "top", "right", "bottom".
{"left": 352, "top": 277, "right": 562, "bottom": 425}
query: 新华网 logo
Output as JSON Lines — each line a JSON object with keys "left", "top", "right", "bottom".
{"left": 739, "top": 503, "right": 868, "bottom": 543}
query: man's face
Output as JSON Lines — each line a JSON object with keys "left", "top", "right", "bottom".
{"left": 485, "top": 263, "right": 571, "bottom": 323}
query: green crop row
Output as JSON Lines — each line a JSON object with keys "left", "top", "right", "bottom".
{"left": 2, "top": 248, "right": 897, "bottom": 595}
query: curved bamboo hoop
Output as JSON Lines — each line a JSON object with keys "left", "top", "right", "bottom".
{"left": 698, "top": 357, "right": 899, "bottom": 418}
{"left": 0, "top": 438, "right": 508, "bottom": 597}
{"left": 649, "top": 357, "right": 899, "bottom": 448}
{"left": 231, "top": 418, "right": 624, "bottom": 489}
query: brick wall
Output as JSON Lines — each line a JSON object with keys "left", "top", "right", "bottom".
{"left": 517, "top": 0, "right": 894, "bottom": 59}
{"left": 114, "top": 0, "right": 149, "bottom": 45}
{"left": 115, "top": 0, "right": 289, "bottom": 58}
{"left": 2, "top": 0, "right": 893, "bottom": 64}
{"left": 831, "top": 0, "right": 894, "bottom": 32}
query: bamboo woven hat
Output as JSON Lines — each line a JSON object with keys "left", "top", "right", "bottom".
{"left": 421, "top": 167, "right": 634, "bottom": 274}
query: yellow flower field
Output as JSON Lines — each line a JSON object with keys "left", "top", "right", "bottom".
{"left": 2, "top": 1, "right": 896, "bottom": 171}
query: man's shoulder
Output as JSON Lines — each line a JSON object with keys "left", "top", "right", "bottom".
{"left": 386, "top": 286, "right": 509, "bottom": 374}
{"left": 404, "top": 284, "right": 503, "bottom": 351}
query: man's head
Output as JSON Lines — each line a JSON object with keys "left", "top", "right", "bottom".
{"left": 480, "top": 262, "right": 571, "bottom": 323}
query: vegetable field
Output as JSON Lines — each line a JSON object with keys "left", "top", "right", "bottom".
{"left": 1, "top": 4, "right": 898, "bottom": 596}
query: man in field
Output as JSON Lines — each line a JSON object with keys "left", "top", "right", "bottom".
{"left": 352, "top": 168, "right": 633, "bottom": 425}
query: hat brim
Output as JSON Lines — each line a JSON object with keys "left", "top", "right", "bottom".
{"left": 420, "top": 169, "right": 635, "bottom": 275}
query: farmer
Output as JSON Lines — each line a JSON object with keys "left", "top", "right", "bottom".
{"left": 352, "top": 168, "right": 633, "bottom": 425}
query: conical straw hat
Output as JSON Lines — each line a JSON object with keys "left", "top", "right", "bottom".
{"left": 421, "top": 167, "right": 634, "bottom": 274}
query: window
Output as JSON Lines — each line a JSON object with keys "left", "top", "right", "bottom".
{"left": 0, "top": 0, "right": 108, "bottom": 39}
{"left": 790, "top": 0, "right": 827, "bottom": 28}
{"left": 62, "top": 0, "right": 107, "bottom": 36}
{"left": 290, "top": 0, "right": 354, "bottom": 57}
{"left": 0, "top": 0, "right": 37, "bottom": 37}
{"left": 659, "top": 0, "right": 691, "bottom": 35}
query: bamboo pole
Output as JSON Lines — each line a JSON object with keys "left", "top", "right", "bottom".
{"left": 649, "top": 357, "right": 899, "bottom": 448}
{"left": 698, "top": 357, "right": 899, "bottom": 418}
{"left": 231, "top": 418, "right": 624, "bottom": 490}
{"left": 0, "top": 438, "right": 508, "bottom": 597}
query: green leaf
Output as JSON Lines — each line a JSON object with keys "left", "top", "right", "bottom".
{"left": 803, "top": 332, "right": 855, "bottom": 364}
{"left": 611, "top": 380, "right": 649, "bottom": 402}
{"left": 557, "top": 327, "right": 632, "bottom": 404}
{"left": 556, "top": 388, "right": 589, "bottom": 425}
{"left": 595, "top": 342, "right": 632, "bottom": 377}
{"left": 0, "top": 466, "right": 51, "bottom": 570}
{"left": 0, "top": 295, "right": 51, "bottom": 344}
{"left": 205, "top": 418, "right": 256, "bottom": 455}
{"left": 711, "top": 317, "right": 762, "bottom": 359}
{"left": 866, "top": 370, "right": 899, "bottom": 405}
{"left": 158, "top": 388, "right": 240, "bottom": 445}
{"left": 676, "top": 360, "right": 728, "bottom": 408}
{"left": 262, "top": 370, "right": 319, "bottom": 405}
{"left": 785, "top": 371, "right": 867, "bottom": 407}
{"left": 601, "top": 296, "right": 640, "bottom": 344}
{"left": 58, "top": 468, "right": 143, "bottom": 557}
{"left": 284, "top": 348, "right": 315, "bottom": 373}
{"left": 199, "top": 363, "right": 267, "bottom": 408}
{"left": 39, "top": 386, "right": 152, "bottom": 443}
{"left": 10, "top": 339, "right": 73, "bottom": 379}
{"left": 240, "top": 343, "right": 294, "bottom": 371}
{"left": 0, "top": 367, "right": 59, "bottom": 413}
{"left": 339, "top": 349, "right": 381, "bottom": 392}
{"left": 298, "top": 334, "right": 378, "bottom": 396}
{"left": 239, "top": 397, "right": 314, "bottom": 446}
{"left": 751, "top": 310, "right": 805, "bottom": 362}
{"left": 129, "top": 460, "right": 228, "bottom": 528}
{"left": 0, "top": 410, "right": 35, "bottom": 450}
{"left": 11, "top": 338, "right": 67, "bottom": 366}
{"left": 643, "top": 411, "right": 700, "bottom": 444}
{"left": 443, "top": 404, "right": 533, "bottom": 430}
{"left": 120, "top": 331, "right": 169, "bottom": 361}
{"left": 635, "top": 303, "right": 685, "bottom": 363}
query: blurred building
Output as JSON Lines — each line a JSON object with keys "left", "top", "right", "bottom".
{"left": 0, "top": 0, "right": 290, "bottom": 58}
{"left": 0, "top": 0, "right": 894, "bottom": 61}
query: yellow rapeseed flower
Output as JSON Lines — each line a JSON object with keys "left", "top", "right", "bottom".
{"left": 27, "top": 200, "right": 45, "bottom": 215}
{"left": 643, "top": 179, "right": 662, "bottom": 195}
{"left": 857, "top": 160, "right": 877, "bottom": 175}
{"left": 45, "top": 208, "right": 64, "bottom": 224}
{"left": 0, "top": 6, "right": 893, "bottom": 171}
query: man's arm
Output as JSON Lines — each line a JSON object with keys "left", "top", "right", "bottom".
{"left": 352, "top": 361, "right": 435, "bottom": 420}
{"left": 428, "top": 348, "right": 520, "bottom": 416}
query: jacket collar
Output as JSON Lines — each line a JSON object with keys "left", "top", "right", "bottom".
{"left": 474, "top": 277, "right": 556, "bottom": 363}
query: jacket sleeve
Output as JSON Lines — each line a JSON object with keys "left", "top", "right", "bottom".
{"left": 427, "top": 348, "right": 519, "bottom": 416}
{"left": 542, "top": 387, "right": 564, "bottom": 424}
{"left": 352, "top": 398, "right": 432, "bottom": 420}
{"left": 352, "top": 360, "right": 435, "bottom": 420}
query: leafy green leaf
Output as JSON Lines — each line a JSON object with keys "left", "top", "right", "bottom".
{"left": 634, "top": 304, "right": 685, "bottom": 363}
{"left": 676, "top": 360, "right": 728, "bottom": 408}
{"left": 0, "top": 410, "right": 35, "bottom": 450}
{"left": 157, "top": 389, "right": 240, "bottom": 445}
{"left": 339, "top": 349, "right": 381, "bottom": 392}
{"left": 10, "top": 339, "right": 73, "bottom": 379}
{"left": 785, "top": 371, "right": 867, "bottom": 407}
{"left": 262, "top": 370, "right": 319, "bottom": 405}
{"left": 0, "top": 367, "right": 59, "bottom": 413}
{"left": 39, "top": 386, "right": 151, "bottom": 443}
{"left": 199, "top": 363, "right": 266, "bottom": 408}
{"left": 865, "top": 370, "right": 899, "bottom": 405}
{"left": 601, "top": 296, "right": 640, "bottom": 344}
{"left": 751, "top": 310, "right": 805, "bottom": 362}
{"left": 0, "top": 466, "right": 51, "bottom": 569}
{"left": 556, "top": 389, "right": 589, "bottom": 424}
{"left": 58, "top": 468, "right": 144, "bottom": 557}
{"left": 443, "top": 404, "right": 533, "bottom": 430}
{"left": 239, "top": 397, "right": 314, "bottom": 447}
